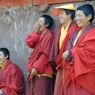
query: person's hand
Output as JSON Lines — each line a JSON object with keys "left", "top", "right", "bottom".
{"left": 33, "top": 22, "right": 41, "bottom": 33}
{"left": 62, "top": 51, "right": 69, "bottom": 60}
{"left": 31, "top": 68, "right": 38, "bottom": 76}
{"left": 0, "top": 89, "right": 4, "bottom": 95}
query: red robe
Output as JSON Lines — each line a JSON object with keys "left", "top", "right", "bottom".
{"left": 62, "top": 23, "right": 95, "bottom": 95}
{"left": 0, "top": 61, "right": 25, "bottom": 95}
{"left": 56, "top": 22, "right": 78, "bottom": 68}
{"left": 53, "top": 22, "right": 78, "bottom": 95}
{"left": 26, "top": 32, "right": 40, "bottom": 48}
{"left": 26, "top": 30, "right": 54, "bottom": 95}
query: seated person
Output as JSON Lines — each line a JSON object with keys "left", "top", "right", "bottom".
{"left": 0, "top": 48, "right": 25, "bottom": 95}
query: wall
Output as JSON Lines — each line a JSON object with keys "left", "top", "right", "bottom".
{"left": 0, "top": 0, "right": 94, "bottom": 79}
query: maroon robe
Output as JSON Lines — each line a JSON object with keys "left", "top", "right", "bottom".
{"left": 49, "top": 21, "right": 78, "bottom": 68}
{"left": 26, "top": 32, "right": 40, "bottom": 48}
{"left": 0, "top": 61, "right": 25, "bottom": 95}
{"left": 61, "top": 23, "right": 95, "bottom": 95}
{"left": 26, "top": 30, "right": 54, "bottom": 95}
{"left": 49, "top": 21, "right": 78, "bottom": 95}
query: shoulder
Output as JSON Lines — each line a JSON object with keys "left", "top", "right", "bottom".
{"left": 80, "top": 27, "right": 95, "bottom": 43}
{"left": 86, "top": 27, "right": 95, "bottom": 37}
{"left": 8, "top": 61, "right": 23, "bottom": 74}
{"left": 45, "top": 30, "right": 54, "bottom": 38}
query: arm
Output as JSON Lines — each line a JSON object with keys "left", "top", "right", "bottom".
{"left": 26, "top": 21, "right": 41, "bottom": 48}
{"left": 70, "top": 31, "right": 95, "bottom": 76}
{"left": 31, "top": 32, "right": 54, "bottom": 74}
{"left": 2, "top": 66, "right": 25, "bottom": 95}
{"left": 49, "top": 39, "right": 57, "bottom": 71}
{"left": 26, "top": 32, "right": 40, "bottom": 48}
{"left": 32, "top": 53, "right": 48, "bottom": 74}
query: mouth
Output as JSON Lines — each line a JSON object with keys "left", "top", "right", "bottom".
{"left": 76, "top": 20, "right": 81, "bottom": 24}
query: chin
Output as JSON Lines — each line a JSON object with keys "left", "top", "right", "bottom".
{"left": 60, "top": 21, "right": 65, "bottom": 24}
{"left": 78, "top": 25, "right": 82, "bottom": 27}
{"left": 77, "top": 23, "right": 82, "bottom": 27}
{"left": 78, "top": 24, "right": 85, "bottom": 28}
{"left": 0, "top": 62, "right": 2, "bottom": 64}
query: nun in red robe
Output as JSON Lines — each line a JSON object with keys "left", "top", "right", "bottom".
{"left": 0, "top": 48, "right": 25, "bottom": 95}
{"left": 49, "top": 4, "right": 78, "bottom": 95}
{"left": 26, "top": 15, "right": 54, "bottom": 95}
{"left": 61, "top": 4, "right": 95, "bottom": 95}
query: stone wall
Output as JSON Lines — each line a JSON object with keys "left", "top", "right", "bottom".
{"left": 0, "top": 0, "right": 94, "bottom": 78}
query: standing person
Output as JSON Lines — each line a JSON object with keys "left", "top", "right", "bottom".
{"left": 0, "top": 48, "right": 25, "bottom": 95}
{"left": 49, "top": 4, "right": 78, "bottom": 95}
{"left": 62, "top": 4, "right": 95, "bottom": 95}
{"left": 26, "top": 15, "right": 54, "bottom": 95}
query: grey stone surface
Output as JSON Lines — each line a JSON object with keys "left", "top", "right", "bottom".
{"left": 0, "top": 0, "right": 94, "bottom": 79}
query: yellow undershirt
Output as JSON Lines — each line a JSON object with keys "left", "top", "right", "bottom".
{"left": 59, "top": 21, "right": 71, "bottom": 49}
{"left": 73, "top": 30, "right": 82, "bottom": 46}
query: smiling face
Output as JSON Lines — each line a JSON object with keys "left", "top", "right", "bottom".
{"left": 0, "top": 51, "right": 7, "bottom": 64}
{"left": 59, "top": 10, "right": 70, "bottom": 24}
{"left": 75, "top": 10, "right": 91, "bottom": 28}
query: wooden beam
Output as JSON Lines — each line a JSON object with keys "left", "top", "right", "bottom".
{"left": 32, "top": 0, "right": 87, "bottom": 5}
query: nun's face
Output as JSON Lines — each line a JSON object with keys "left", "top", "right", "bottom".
{"left": 59, "top": 10, "right": 69, "bottom": 24}
{"left": 37, "top": 17, "right": 47, "bottom": 33}
{"left": 75, "top": 10, "right": 91, "bottom": 27}
{"left": 0, "top": 51, "right": 7, "bottom": 64}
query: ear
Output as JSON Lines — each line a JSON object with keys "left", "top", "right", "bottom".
{"left": 87, "top": 14, "right": 92, "bottom": 21}
{"left": 46, "top": 23, "right": 49, "bottom": 27}
{"left": 68, "top": 14, "right": 71, "bottom": 18}
{"left": 5, "top": 55, "right": 8, "bottom": 59}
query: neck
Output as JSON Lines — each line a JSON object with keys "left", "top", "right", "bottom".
{"left": 42, "top": 28, "right": 48, "bottom": 34}
{"left": 0, "top": 59, "right": 8, "bottom": 67}
{"left": 80, "top": 22, "right": 90, "bottom": 32}
{"left": 63, "top": 18, "right": 72, "bottom": 29}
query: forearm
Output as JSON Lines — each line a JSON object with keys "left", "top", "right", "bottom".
{"left": 32, "top": 54, "right": 48, "bottom": 73}
{"left": 26, "top": 32, "right": 40, "bottom": 48}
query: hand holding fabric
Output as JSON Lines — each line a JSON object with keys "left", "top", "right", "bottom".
{"left": 31, "top": 68, "right": 38, "bottom": 76}
{"left": 33, "top": 22, "right": 41, "bottom": 33}
{"left": 0, "top": 89, "right": 5, "bottom": 95}
{"left": 62, "top": 50, "right": 69, "bottom": 60}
